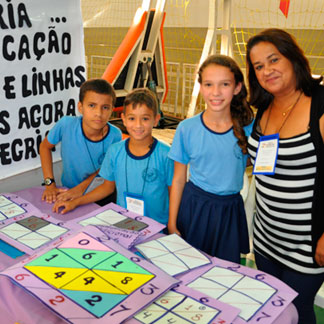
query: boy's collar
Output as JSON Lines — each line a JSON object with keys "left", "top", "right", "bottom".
{"left": 125, "top": 137, "right": 157, "bottom": 160}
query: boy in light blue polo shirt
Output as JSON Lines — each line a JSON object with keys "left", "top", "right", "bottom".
{"left": 40, "top": 79, "right": 121, "bottom": 204}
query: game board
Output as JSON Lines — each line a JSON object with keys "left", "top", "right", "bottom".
{"left": 68, "top": 203, "right": 165, "bottom": 244}
{"left": 126, "top": 284, "right": 240, "bottom": 324}
{"left": 179, "top": 257, "right": 298, "bottom": 324}
{"left": 135, "top": 234, "right": 211, "bottom": 277}
{"left": 0, "top": 193, "right": 41, "bottom": 223}
{"left": 1, "top": 226, "right": 179, "bottom": 323}
{"left": 95, "top": 225, "right": 143, "bottom": 249}
{"left": 0, "top": 214, "right": 71, "bottom": 255}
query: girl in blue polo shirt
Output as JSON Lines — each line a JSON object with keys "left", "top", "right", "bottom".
{"left": 168, "top": 55, "right": 254, "bottom": 263}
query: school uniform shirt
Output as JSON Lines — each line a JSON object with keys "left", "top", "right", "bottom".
{"left": 169, "top": 112, "right": 254, "bottom": 195}
{"left": 47, "top": 116, "right": 122, "bottom": 188}
{"left": 99, "top": 138, "right": 174, "bottom": 225}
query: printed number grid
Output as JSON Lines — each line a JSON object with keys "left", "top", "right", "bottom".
{"left": 24, "top": 244, "right": 155, "bottom": 318}
{"left": 79, "top": 209, "right": 148, "bottom": 232}
{"left": 0, "top": 195, "right": 26, "bottom": 220}
{"left": 136, "top": 234, "right": 211, "bottom": 276}
{"left": 0, "top": 216, "right": 68, "bottom": 249}
{"left": 187, "top": 266, "right": 277, "bottom": 321}
{"left": 134, "top": 290, "right": 220, "bottom": 324}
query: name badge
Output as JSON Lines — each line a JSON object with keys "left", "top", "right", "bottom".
{"left": 84, "top": 176, "right": 105, "bottom": 194}
{"left": 124, "top": 192, "right": 145, "bottom": 216}
{"left": 253, "top": 134, "right": 279, "bottom": 175}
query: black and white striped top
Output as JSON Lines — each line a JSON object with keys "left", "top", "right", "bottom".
{"left": 248, "top": 130, "right": 324, "bottom": 274}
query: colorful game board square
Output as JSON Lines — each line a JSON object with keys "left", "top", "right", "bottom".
{"left": 233, "top": 276, "right": 276, "bottom": 303}
{"left": 95, "top": 209, "right": 127, "bottom": 224}
{"left": 9, "top": 229, "right": 180, "bottom": 323}
{"left": 0, "top": 222, "right": 31, "bottom": 239}
{"left": 58, "top": 248, "right": 117, "bottom": 269}
{"left": 188, "top": 277, "right": 228, "bottom": 299}
{"left": 25, "top": 248, "right": 87, "bottom": 268}
{"left": 0, "top": 195, "right": 11, "bottom": 207}
{"left": 61, "top": 269, "right": 128, "bottom": 294}
{"left": 37, "top": 223, "right": 68, "bottom": 239}
{"left": 113, "top": 218, "right": 148, "bottom": 231}
{"left": 0, "top": 203, "right": 25, "bottom": 218}
{"left": 202, "top": 267, "right": 243, "bottom": 287}
{"left": 172, "top": 297, "right": 219, "bottom": 324}
{"left": 93, "top": 269, "right": 155, "bottom": 294}
{"left": 17, "top": 216, "right": 49, "bottom": 231}
{"left": 95, "top": 253, "right": 153, "bottom": 275}
{"left": 218, "top": 289, "right": 261, "bottom": 321}
{"left": 155, "top": 290, "right": 186, "bottom": 310}
{"left": 58, "top": 232, "right": 114, "bottom": 252}
{"left": 79, "top": 216, "right": 110, "bottom": 227}
{"left": 174, "top": 247, "right": 210, "bottom": 269}
{"left": 60, "top": 289, "right": 127, "bottom": 318}
{"left": 134, "top": 303, "right": 166, "bottom": 323}
{"left": 17, "top": 232, "right": 50, "bottom": 249}
{"left": 26, "top": 265, "right": 88, "bottom": 289}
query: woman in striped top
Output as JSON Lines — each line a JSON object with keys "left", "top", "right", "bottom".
{"left": 246, "top": 28, "right": 324, "bottom": 324}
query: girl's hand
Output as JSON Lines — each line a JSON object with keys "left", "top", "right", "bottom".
{"left": 167, "top": 224, "right": 181, "bottom": 236}
{"left": 315, "top": 234, "right": 324, "bottom": 266}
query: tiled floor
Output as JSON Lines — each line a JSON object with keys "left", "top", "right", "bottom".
{"left": 241, "top": 257, "right": 324, "bottom": 323}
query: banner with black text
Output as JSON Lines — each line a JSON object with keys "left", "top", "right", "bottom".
{"left": 0, "top": 0, "right": 86, "bottom": 179}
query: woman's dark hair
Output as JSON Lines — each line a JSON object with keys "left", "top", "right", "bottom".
{"left": 246, "top": 28, "right": 322, "bottom": 110}
{"left": 198, "top": 54, "right": 254, "bottom": 154}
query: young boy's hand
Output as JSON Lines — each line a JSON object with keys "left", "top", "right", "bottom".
{"left": 56, "top": 186, "right": 83, "bottom": 202}
{"left": 52, "top": 199, "right": 78, "bottom": 214}
{"left": 42, "top": 186, "right": 66, "bottom": 204}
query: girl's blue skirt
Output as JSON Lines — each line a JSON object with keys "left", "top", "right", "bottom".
{"left": 177, "top": 181, "right": 250, "bottom": 263}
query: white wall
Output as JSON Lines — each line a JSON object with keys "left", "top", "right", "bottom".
{"left": 0, "top": 161, "right": 62, "bottom": 193}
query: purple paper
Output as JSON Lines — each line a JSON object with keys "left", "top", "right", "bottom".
{"left": 126, "top": 283, "right": 240, "bottom": 324}
{"left": 66, "top": 203, "right": 165, "bottom": 244}
{"left": 1, "top": 225, "right": 179, "bottom": 324}
{"left": 179, "top": 257, "right": 298, "bottom": 324}
{"left": 0, "top": 193, "right": 43, "bottom": 224}
{"left": 135, "top": 234, "right": 211, "bottom": 277}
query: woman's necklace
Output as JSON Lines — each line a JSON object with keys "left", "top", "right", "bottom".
{"left": 264, "top": 91, "right": 303, "bottom": 134}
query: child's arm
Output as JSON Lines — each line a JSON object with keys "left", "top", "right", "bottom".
{"left": 168, "top": 161, "right": 187, "bottom": 235}
{"left": 56, "top": 170, "right": 99, "bottom": 201}
{"left": 39, "top": 137, "right": 64, "bottom": 203}
{"left": 52, "top": 179, "right": 115, "bottom": 214}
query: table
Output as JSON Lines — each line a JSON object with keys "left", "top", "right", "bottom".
{"left": 0, "top": 187, "right": 299, "bottom": 324}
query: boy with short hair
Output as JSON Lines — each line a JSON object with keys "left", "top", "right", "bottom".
{"left": 40, "top": 78, "right": 122, "bottom": 204}
{"left": 53, "top": 88, "right": 173, "bottom": 225}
